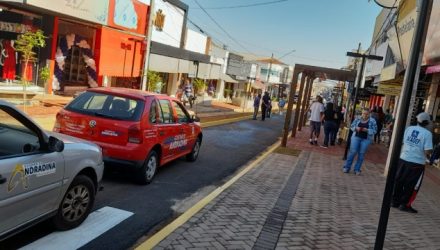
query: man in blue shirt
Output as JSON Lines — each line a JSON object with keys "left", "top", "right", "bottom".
{"left": 392, "top": 112, "right": 433, "bottom": 213}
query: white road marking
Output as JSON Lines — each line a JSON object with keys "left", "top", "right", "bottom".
{"left": 21, "top": 206, "right": 133, "bottom": 250}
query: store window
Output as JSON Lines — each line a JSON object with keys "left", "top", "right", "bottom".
{"left": 0, "top": 9, "right": 42, "bottom": 86}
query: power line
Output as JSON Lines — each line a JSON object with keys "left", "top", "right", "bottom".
{"left": 191, "top": 0, "right": 290, "bottom": 10}
{"left": 193, "top": 0, "right": 254, "bottom": 54}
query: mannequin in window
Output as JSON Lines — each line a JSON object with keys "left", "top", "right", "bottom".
{"left": 3, "top": 40, "right": 16, "bottom": 84}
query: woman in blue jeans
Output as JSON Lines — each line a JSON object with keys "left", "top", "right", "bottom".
{"left": 343, "top": 108, "right": 377, "bottom": 175}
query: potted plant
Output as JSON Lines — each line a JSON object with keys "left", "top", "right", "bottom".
{"left": 193, "top": 78, "right": 206, "bottom": 95}
{"left": 39, "top": 66, "right": 50, "bottom": 94}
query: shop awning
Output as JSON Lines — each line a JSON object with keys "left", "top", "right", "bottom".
{"left": 220, "top": 73, "right": 238, "bottom": 83}
{"left": 98, "top": 27, "right": 144, "bottom": 77}
{"left": 251, "top": 80, "right": 265, "bottom": 89}
{"left": 149, "top": 54, "right": 180, "bottom": 73}
{"left": 426, "top": 64, "right": 440, "bottom": 74}
{"left": 209, "top": 64, "right": 221, "bottom": 79}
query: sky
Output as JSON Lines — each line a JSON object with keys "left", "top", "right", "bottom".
{"left": 182, "top": 0, "right": 382, "bottom": 69}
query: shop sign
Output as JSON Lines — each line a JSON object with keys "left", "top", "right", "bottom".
{"left": 151, "top": 0, "right": 184, "bottom": 48}
{"left": 0, "top": 21, "right": 33, "bottom": 33}
{"left": 380, "top": 63, "right": 397, "bottom": 82}
{"left": 108, "top": 0, "right": 148, "bottom": 35}
{"left": 377, "top": 83, "right": 402, "bottom": 96}
{"left": 26, "top": 0, "right": 109, "bottom": 25}
{"left": 185, "top": 29, "right": 207, "bottom": 55}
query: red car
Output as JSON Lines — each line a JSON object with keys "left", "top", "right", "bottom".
{"left": 54, "top": 87, "right": 202, "bottom": 184}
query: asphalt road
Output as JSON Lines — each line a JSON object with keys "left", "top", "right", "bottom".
{"left": 1, "top": 114, "right": 285, "bottom": 250}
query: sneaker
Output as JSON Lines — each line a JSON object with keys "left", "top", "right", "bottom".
{"left": 354, "top": 171, "right": 361, "bottom": 176}
{"left": 320, "top": 145, "right": 328, "bottom": 148}
{"left": 391, "top": 202, "right": 400, "bottom": 208}
{"left": 399, "top": 205, "right": 418, "bottom": 213}
{"left": 342, "top": 168, "right": 349, "bottom": 173}
{"left": 314, "top": 140, "right": 318, "bottom": 145}
{"left": 309, "top": 139, "right": 313, "bottom": 145}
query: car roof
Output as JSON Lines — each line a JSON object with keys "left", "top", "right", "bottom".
{"left": 87, "top": 87, "right": 166, "bottom": 100}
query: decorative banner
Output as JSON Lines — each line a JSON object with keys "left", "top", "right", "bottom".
{"left": 26, "top": 0, "right": 109, "bottom": 25}
{"left": 0, "top": 21, "right": 33, "bottom": 33}
{"left": 53, "top": 33, "right": 98, "bottom": 91}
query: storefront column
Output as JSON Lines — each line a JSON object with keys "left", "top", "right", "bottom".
{"left": 217, "top": 80, "right": 226, "bottom": 101}
{"left": 383, "top": 95, "right": 391, "bottom": 111}
{"left": 167, "top": 73, "right": 180, "bottom": 96}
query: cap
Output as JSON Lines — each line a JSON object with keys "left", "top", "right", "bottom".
{"left": 416, "top": 112, "right": 430, "bottom": 123}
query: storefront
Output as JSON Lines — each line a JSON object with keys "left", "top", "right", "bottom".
{"left": 0, "top": 6, "right": 44, "bottom": 87}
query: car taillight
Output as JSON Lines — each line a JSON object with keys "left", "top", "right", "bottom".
{"left": 53, "top": 113, "right": 61, "bottom": 132}
{"left": 128, "top": 124, "right": 143, "bottom": 144}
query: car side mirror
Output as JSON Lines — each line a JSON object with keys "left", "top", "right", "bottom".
{"left": 48, "top": 136, "right": 64, "bottom": 152}
{"left": 191, "top": 115, "right": 200, "bottom": 123}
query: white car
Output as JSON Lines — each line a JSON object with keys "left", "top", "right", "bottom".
{"left": 0, "top": 100, "right": 104, "bottom": 240}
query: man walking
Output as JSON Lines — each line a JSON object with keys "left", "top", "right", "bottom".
{"left": 308, "top": 95, "right": 324, "bottom": 145}
{"left": 392, "top": 112, "right": 433, "bottom": 213}
{"left": 253, "top": 94, "right": 261, "bottom": 120}
{"left": 261, "top": 92, "right": 270, "bottom": 121}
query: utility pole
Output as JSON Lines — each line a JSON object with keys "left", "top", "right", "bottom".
{"left": 374, "top": 0, "right": 433, "bottom": 249}
{"left": 342, "top": 51, "right": 383, "bottom": 160}
{"left": 141, "top": 0, "right": 155, "bottom": 91}
{"left": 267, "top": 53, "right": 273, "bottom": 94}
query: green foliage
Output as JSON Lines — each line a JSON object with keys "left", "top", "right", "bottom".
{"left": 147, "top": 70, "right": 163, "bottom": 92}
{"left": 15, "top": 30, "right": 46, "bottom": 85}
{"left": 39, "top": 66, "right": 50, "bottom": 83}
{"left": 193, "top": 78, "right": 206, "bottom": 92}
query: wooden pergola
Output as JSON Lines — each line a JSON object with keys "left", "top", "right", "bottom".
{"left": 281, "top": 64, "right": 357, "bottom": 147}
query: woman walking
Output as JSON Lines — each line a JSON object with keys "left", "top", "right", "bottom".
{"left": 321, "top": 102, "right": 337, "bottom": 148}
{"left": 343, "top": 108, "right": 377, "bottom": 175}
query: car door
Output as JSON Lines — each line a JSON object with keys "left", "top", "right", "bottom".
{"left": 156, "top": 98, "right": 180, "bottom": 162}
{"left": 0, "top": 106, "right": 65, "bottom": 236}
{"left": 171, "top": 100, "right": 195, "bottom": 156}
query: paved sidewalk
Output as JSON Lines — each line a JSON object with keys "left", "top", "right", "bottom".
{"left": 147, "top": 127, "right": 440, "bottom": 249}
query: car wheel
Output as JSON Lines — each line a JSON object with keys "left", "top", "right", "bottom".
{"left": 186, "top": 137, "right": 201, "bottom": 162}
{"left": 53, "top": 175, "right": 95, "bottom": 230}
{"left": 137, "top": 150, "right": 158, "bottom": 185}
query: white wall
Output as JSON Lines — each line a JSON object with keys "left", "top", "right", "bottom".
{"left": 185, "top": 29, "right": 207, "bottom": 54}
{"left": 152, "top": 0, "right": 184, "bottom": 48}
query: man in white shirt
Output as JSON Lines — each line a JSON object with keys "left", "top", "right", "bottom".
{"left": 392, "top": 112, "right": 433, "bottom": 213}
{"left": 308, "top": 95, "right": 324, "bottom": 145}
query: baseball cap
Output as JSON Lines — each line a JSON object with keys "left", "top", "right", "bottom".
{"left": 416, "top": 112, "right": 430, "bottom": 123}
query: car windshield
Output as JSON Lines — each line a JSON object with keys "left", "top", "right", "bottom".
{"left": 66, "top": 91, "right": 145, "bottom": 121}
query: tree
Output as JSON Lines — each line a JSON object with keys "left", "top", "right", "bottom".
{"left": 14, "top": 29, "right": 46, "bottom": 110}
{"left": 147, "top": 70, "right": 163, "bottom": 93}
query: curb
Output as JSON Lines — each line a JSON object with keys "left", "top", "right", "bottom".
{"left": 201, "top": 115, "right": 252, "bottom": 128}
{"left": 135, "top": 140, "right": 282, "bottom": 250}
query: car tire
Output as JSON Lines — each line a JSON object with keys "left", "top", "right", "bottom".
{"left": 53, "top": 175, "right": 96, "bottom": 230}
{"left": 186, "top": 137, "right": 201, "bottom": 162}
{"left": 137, "top": 150, "right": 158, "bottom": 185}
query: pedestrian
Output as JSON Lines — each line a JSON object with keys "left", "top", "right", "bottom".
{"left": 253, "top": 93, "right": 261, "bottom": 120}
{"left": 374, "top": 106, "right": 385, "bottom": 143}
{"left": 261, "top": 92, "right": 270, "bottom": 121}
{"left": 308, "top": 95, "right": 324, "bottom": 145}
{"left": 183, "top": 79, "right": 194, "bottom": 108}
{"left": 321, "top": 102, "right": 338, "bottom": 148}
{"left": 278, "top": 97, "right": 286, "bottom": 115}
{"left": 392, "top": 112, "right": 433, "bottom": 213}
{"left": 333, "top": 105, "right": 344, "bottom": 145}
{"left": 342, "top": 108, "right": 377, "bottom": 175}
{"left": 267, "top": 98, "right": 272, "bottom": 118}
